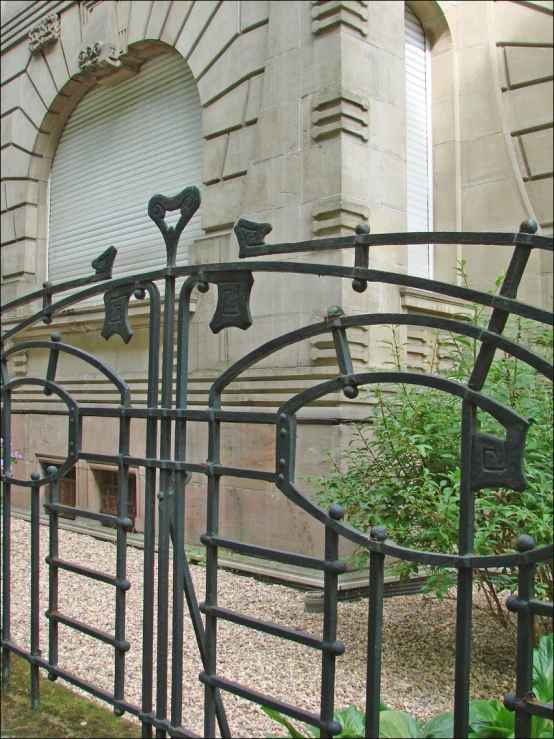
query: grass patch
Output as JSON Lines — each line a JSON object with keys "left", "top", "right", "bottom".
{"left": 1, "top": 654, "right": 141, "bottom": 738}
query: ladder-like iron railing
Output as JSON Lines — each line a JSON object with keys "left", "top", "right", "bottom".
{"left": 1, "top": 186, "right": 553, "bottom": 738}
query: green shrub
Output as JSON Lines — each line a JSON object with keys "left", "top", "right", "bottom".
{"left": 311, "top": 268, "right": 553, "bottom": 632}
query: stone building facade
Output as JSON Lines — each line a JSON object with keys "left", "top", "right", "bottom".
{"left": 1, "top": 0, "right": 553, "bottom": 581}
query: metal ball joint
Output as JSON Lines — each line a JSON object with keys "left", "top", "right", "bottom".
{"left": 50, "top": 332, "right": 62, "bottom": 342}
{"left": 370, "top": 525, "right": 388, "bottom": 542}
{"left": 330, "top": 640, "right": 345, "bottom": 656}
{"left": 317, "top": 718, "right": 343, "bottom": 735}
{"left": 519, "top": 219, "right": 538, "bottom": 234}
{"left": 30, "top": 472, "right": 41, "bottom": 481}
{"left": 329, "top": 504, "right": 345, "bottom": 520}
{"left": 343, "top": 384, "right": 359, "bottom": 399}
{"left": 516, "top": 534, "right": 535, "bottom": 552}
{"left": 503, "top": 693, "right": 516, "bottom": 712}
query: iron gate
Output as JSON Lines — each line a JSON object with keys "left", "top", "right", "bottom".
{"left": 1, "top": 186, "right": 553, "bottom": 738}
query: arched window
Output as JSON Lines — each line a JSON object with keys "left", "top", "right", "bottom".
{"left": 405, "top": 5, "right": 433, "bottom": 279}
{"left": 48, "top": 51, "right": 203, "bottom": 284}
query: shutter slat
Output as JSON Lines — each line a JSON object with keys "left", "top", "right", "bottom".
{"left": 48, "top": 52, "right": 203, "bottom": 287}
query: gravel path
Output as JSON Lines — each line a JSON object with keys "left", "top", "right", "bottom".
{"left": 6, "top": 518, "right": 518, "bottom": 737}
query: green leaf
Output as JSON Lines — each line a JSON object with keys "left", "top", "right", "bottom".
{"left": 334, "top": 705, "right": 365, "bottom": 737}
{"left": 419, "top": 710, "right": 454, "bottom": 738}
{"left": 532, "top": 715, "right": 554, "bottom": 739}
{"left": 533, "top": 633, "right": 553, "bottom": 704}
{"left": 260, "top": 707, "right": 311, "bottom": 738}
{"left": 378, "top": 710, "right": 418, "bottom": 738}
{"left": 469, "top": 699, "right": 514, "bottom": 738}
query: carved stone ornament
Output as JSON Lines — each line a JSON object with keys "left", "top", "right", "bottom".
{"left": 79, "top": 41, "right": 122, "bottom": 75}
{"left": 28, "top": 13, "right": 60, "bottom": 53}
{"left": 78, "top": 0, "right": 122, "bottom": 78}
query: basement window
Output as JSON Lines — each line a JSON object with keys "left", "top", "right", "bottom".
{"left": 92, "top": 467, "right": 137, "bottom": 532}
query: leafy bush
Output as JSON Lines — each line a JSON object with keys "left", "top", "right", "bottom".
{"left": 311, "top": 269, "right": 553, "bottom": 631}
{"left": 262, "top": 636, "right": 553, "bottom": 738}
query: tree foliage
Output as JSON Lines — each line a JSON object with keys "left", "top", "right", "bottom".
{"left": 312, "top": 268, "right": 553, "bottom": 631}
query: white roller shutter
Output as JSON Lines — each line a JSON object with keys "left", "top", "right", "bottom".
{"left": 405, "top": 6, "right": 432, "bottom": 279}
{"left": 48, "top": 52, "right": 203, "bottom": 286}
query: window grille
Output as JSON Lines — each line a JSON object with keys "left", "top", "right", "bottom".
{"left": 94, "top": 468, "right": 137, "bottom": 532}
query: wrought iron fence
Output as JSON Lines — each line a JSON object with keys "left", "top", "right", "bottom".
{"left": 1, "top": 186, "right": 553, "bottom": 738}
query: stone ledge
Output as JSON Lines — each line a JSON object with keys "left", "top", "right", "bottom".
{"left": 400, "top": 286, "right": 474, "bottom": 318}
{"left": 311, "top": 0, "right": 369, "bottom": 37}
{"left": 311, "top": 193, "right": 369, "bottom": 235}
{"left": 311, "top": 84, "right": 370, "bottom": 142}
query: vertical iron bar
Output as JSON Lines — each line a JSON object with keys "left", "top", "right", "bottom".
{"left": 142, "top": 440, "right": 157, "bottom": 739}
{"left": 514, "top": 536, "right": 535, "bottom": 739}
{"left": 47, "top": 468, "right": 59, "bottom": 682}
{"left": 453, "top": 221, "right": 536, "bottom": 737}
{"left": 453, "top": 402, "right": 475, "bottom": 738}
{"left": 170, "top": 466, "right": 185, "bottom": 730}
{"left": 1, "top": 389, "right": 12, "bottom": 691}
{"left": 365, "top": 528, "right": 387, "bottom": 739}
{"left": 114, "top": 415, "right": 131, "bottom": 715}
{"left": 156, "top": 275, "right": 176, "bottom": 738}
{"left": 30, "top": 472, "right": 41, "bottom": 709}
{"left": 141, "top": 283, "right": 161, "bottom": 739}
{"left": 170, "top": 279, "right": 196, "bottom": 732}
{"left": 155, "top": 448, "right": 171, "bottom": 737}
{"left": 173, "top": 272, "right": 229, "bottom": 739}
{"left": 203, "top": 410, "right": 221, "bottom": 739}
{"left": 319, "top": 509, "right": 342, "bottom": 739}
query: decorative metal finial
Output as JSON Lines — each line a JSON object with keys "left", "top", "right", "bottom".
{"left": 148, "top": 186, "right": 201, "bottom": 267}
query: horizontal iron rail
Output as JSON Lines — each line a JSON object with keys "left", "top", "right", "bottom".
{"left": 44, "top": 502, "right": 119, "bottom": 527}
{"left": 3, "top": 261, "right": 552, "bottom": 344}
{"left": 2, "top": 229, "right": 551, "bottom": 315}
{"left": 202, "top": 534, "right": 338, "bottom": 571}
{"left": 235, "top": 230, "right": 554, "bottom": 258}
{"left": 45, "top": 610, "right": 128, "bottom": 651}
{"left": 199, "top": 603, "right": 326, "bottom": 650}
{"left": 45, "top": 555, "right": 120, "bottom": 586}
{"left": 512, "top": 698, "right": 554, "bottom": 720}
{"left": 198, "top": 672, "right": 322, "bottom": 730}
{"left": 527, "top": 600, "right": 553, "bottom": 617}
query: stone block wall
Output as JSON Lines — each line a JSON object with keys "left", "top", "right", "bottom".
{"left": 2, "top": 0, "right": 552, "bottom": 572}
